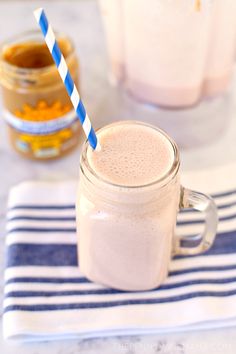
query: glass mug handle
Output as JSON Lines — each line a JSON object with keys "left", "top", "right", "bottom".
{"left": 175, "top": 186, "right": 218, "bottom": 256}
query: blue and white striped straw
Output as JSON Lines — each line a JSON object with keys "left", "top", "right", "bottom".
{"left": 34, "top": 8, "right": 101, "bottom": 151}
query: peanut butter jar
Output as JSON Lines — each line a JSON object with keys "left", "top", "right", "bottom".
{"left": 0, "top": 30, "right": 81, "bottom": 160}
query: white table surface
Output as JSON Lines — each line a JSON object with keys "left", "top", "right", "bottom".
{"left": 0, "top": 1, "right": 236, "bottom": 353}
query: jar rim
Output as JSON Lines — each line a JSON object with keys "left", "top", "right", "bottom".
{"left": 0, "top": 29, "right": 75, "bottom": 76}
{"left": 80, "top": 120, "right": 180, "bottom": 191}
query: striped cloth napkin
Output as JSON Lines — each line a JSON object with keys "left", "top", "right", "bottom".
{"left": 3, "top": 162, "right": 236, "bottom": 341}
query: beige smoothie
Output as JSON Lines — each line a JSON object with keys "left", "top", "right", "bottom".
{"left": 77, "top": 121, "right": 180, "bottom": 291}
{"left": 99, "top": 0, "right": 236, "bottom": 107}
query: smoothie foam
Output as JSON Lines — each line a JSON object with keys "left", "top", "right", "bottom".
{"left": 87, "top": 122, "right": 174, "bottom": 187}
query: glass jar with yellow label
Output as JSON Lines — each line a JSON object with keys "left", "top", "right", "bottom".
{"left": 0, "top": 30, "right": 81, "bottom": 160}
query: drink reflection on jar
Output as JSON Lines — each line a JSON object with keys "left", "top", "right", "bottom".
{"left": 0, "top": 30, "right": 81, "bottom": 160}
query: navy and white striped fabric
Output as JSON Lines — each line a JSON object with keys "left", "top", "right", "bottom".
{"left": 3, "top": 163, "right": 236, "bottom": 341}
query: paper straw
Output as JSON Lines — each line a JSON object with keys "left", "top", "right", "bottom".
{"left": 34, "top": 8, "right": 101, "bottom": 151}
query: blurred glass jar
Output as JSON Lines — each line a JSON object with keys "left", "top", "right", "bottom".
{"left": 0, "top": 30, "right": 81, "bottom": 160}
{"left": 99, "top": 0, "right": 236, "bottom": 108}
